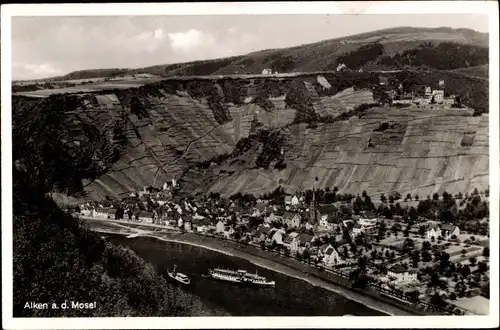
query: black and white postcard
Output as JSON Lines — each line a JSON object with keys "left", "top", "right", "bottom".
{"left": 1, "top": 2, "right": 498, "bottom": 329}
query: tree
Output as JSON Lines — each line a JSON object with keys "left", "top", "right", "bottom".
{"left": 429, "top": 272, "right": 441, "bottom": 287}
{"left": 402, "top": 238, "right": 414, "bottom": 255}
{"left": 350, "top": 243, "right": 358, "bottom": 255}
{"left": 406, "top": 193, "right": 412, "bottom": 201}
{"left": 422, "top": 250, "right": 432, "bottom": 262}
{"left": 482, "top": 247, "right": 489, "bottom": 257}
{"left": 380, "top": 194, "right": 387, "bottom": 203}
{"left": 406, "top": 290, "right": 420, "bottom": 302}
{"left": 411, "top": 251, "right": 420, "bottom": 267}
{"left": 459, "top": 265, "right": 471, "bottom": 278}
{"left": 468, "top": 257, "right": 477, "bottom": 266}
{"left": 461, "top": 249, "right": 466, "bottom": 256}
{"left": 301, "top": 248, "right": 310, "bottom": 260}
{"left": 432, "top": 192, "right": 439, "bottom": 201}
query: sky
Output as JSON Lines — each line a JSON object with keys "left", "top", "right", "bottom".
{"left": 11, "top": 14, "right": 489, "bottom": 80}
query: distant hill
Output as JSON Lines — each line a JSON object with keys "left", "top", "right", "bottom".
{"left": 450, "top": 64, "right": 489, "bottom": 79}
{"left": 45, "top": 26, "right": 488, "bottom": 81}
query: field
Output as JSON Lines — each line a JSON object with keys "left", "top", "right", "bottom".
{"left": 13, "top": 78, "right": 164, "bottom": 97}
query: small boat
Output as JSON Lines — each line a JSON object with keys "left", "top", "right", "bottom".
{"left": 167, "top": 265, "right": 191, "bottom": 285}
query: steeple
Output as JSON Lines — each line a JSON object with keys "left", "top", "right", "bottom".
{"left": 310, "top": 177, "right": 319, "bottom": 224}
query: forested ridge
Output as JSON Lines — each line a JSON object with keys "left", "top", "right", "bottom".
{"left": 12, "top": 98, "right": 210, "bottom": 317}
{"left": 13, "top": 166, "right": 209, "bottom": 317}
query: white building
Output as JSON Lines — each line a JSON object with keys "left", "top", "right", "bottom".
{"left": 262, "top": 68, "right": 273, "bottom": 75}
{"left": 432, "top": 90, "right": 444, "bottom": 104}
{"left": 336, "top": 63, "right": 347, "bottom": 72}
{"left": 138, "top": 211, "right": 154, "bottom": 223}
{"left": 80, "top": 208, "right": 92, "bottom": 217}
{"left": 426, "top": 225, "right": 442, "bottom": 239}
{"left": 440, "top": 224, "right": 460, "bottom": 239}
{"left": 216, "top": 220, "right": 225, "bottom": 234}
{"left": 387, "top": 265, "right": 417, "bottom": 283}
{"left": 318, "top": 215, "right": 334, "bottom": 231}
{"left": 283, "top": 232, "right": 299, "bottom": 252}
{"left": 270, "top": 229, "right": 285, "bottom": 245}
{"left": 282, "top": 212, "right": 301, "bottom": 229}
{"left": 92, "top": 208, "right": 108, "bottom": 219}
{"left": 318, "top": 244, "right": 343, "bottom": 267}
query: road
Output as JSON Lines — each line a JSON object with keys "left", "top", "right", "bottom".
{"left": 79, "top": 215, "right": 179, "bottom": 231}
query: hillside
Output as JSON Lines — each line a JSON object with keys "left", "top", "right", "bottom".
{"left": 41, "top": 27, "right": 488, "bottom": 81}
{"left": 13, "top": 165, "right": 222, "bottom": 317}
{"left": 450, "top": 64, "right": 489, "bottom": 79}
{"left": 12, "top": 70, "right": 489, "bottom": 203}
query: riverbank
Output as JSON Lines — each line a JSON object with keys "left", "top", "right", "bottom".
{"left": 99, "top": 226, "right": 416, "bottom": 316}
{"left": 149, "top": 233, "right": 416, "bottom": 316}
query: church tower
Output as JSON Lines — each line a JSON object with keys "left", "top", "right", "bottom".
{"left": 309, "top": 177, "right": 319, "bottom": 224}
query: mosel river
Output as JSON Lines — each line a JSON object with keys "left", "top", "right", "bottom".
{"left": 108, "top": 234, "right": 386, "bottom": 316}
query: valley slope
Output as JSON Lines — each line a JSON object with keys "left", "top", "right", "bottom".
{"left": 12, "top": 72, "right": 489, "bottom": 202}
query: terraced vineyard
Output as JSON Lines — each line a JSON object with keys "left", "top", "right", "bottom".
{"left": 12, "top": 73, "right": 489, "bottom": 201}
{"left": 201, "top": 106, "right": 488, "bottom": 200}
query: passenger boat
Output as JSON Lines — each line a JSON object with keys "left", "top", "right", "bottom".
{"left": 167, "top": 265, "right": 191, "bottom": 285}
{"left": 207, "top": 268, "right": 275, "bottom": 288}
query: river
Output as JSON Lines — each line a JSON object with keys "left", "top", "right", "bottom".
{"left": 107, "top": 234, "right": 387, "bottom": 316}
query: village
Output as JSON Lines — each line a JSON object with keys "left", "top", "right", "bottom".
{"left": 76, "top": 177, "right": 490, "bottom": 316}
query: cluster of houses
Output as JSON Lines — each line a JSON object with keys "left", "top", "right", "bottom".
{"left": 374, "top": 77, "right": 455, "bottom": 106}
{"left": 78, "top": 180, "right": 470, "bottom": 285}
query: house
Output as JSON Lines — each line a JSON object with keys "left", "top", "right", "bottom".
{"left": 342, "top": 219, "right": 355, "bottom": 232}
{"left": 291, "top": 195, "right": 300, "bottom": 206}
{"left": 216, "top": 220, "right": 225, "bottom": 234}
{"left": 270, "top": 229, "right": 285, "bottom": 245}
{"left": 106, "top": 208, "right": 117, "bottom": 220}
{"left": 138, "top": 211, "right": 155, "bottom": 223}
{"left": 351, "top": 223, "right": 365, "bottom": 238}
{"left": 426, "top": 225, "right": 442, "bottom": 239}
{"left": 251, "top": 209, "right": 262, "bottom": 218}
{"left": 318, "top": 215, "right": 334, "bottom": 230}
{"left": 432, "top": 90, "right": 444, "bottom": 103}
{"left": 255, "top": 201, "right": 267, "bottom": 214}
{"left": 318, "top": 244, "right": 343, "bottom": 267}
{"left": 255, "top": 225, "right": 271, "bottom": 242}
{"left": 223, "top": 226, "right": 235, "bottom": 239}
{"left": 92, "top": 208, "right": 105, "bottom": 219}
{"left": 80, "top": 208, "right": 92, "bottom": 217}
{"left": 440, "top": 224, "right": 460, "bottom": 239}
{"left": 424, "top": 86, "right": 432, "bottom": 96}
{"left": 358, "top": 217, "right": 378, "bottom": 227}
{"left": 336, "top": 63, "right": 347, "bottom": 72}
{"left": 282, "top": 211, "right": 301, "bottom": 229}
{"left": 262, "top": 68, "right": 273, "bottom": 75}
{"left": 177, "top": 216, "right": 184, "bottom": 228}
{"left": 284, "top": 196, "right": 292, "bottom": 205}
{"left": 265, "top": 212, "right": 282, "bottom": 224}
{"left": 296, "top": 233, "right": 314, "bottom": 252}
{"left": 387, "top": 265, "right": 417, "bottom": 283}
{"left": 184, "top": 218, "right": 193, "bottom": 232}
{"left": 283, "top": 232, "right": 300, "bottom": 252}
